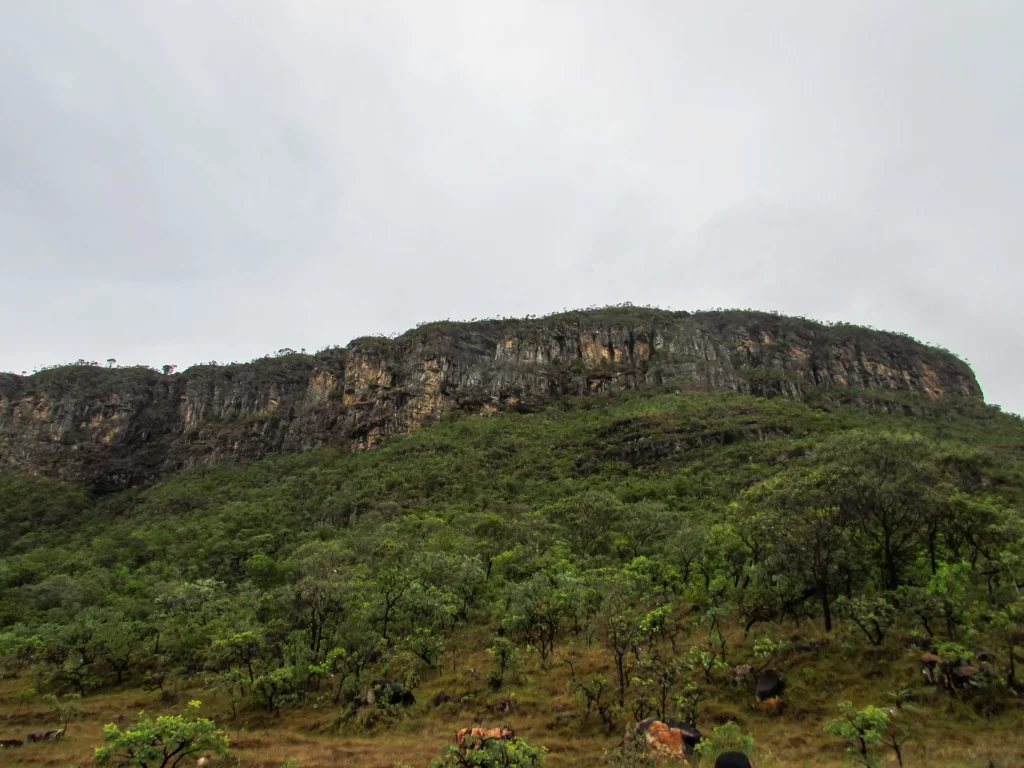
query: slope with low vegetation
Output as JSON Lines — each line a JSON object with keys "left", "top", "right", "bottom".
{"left": 0, "top": 371, "right": 1023, "bottom": 766}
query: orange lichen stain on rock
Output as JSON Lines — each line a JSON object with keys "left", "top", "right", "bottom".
{"left": 343, "top": 360, "right": 391, "bottom": 405}
{"left": 479, "top": 403, "right": 499, "bottom": 416}
{"left": 308, "top": 372, "right": 337, "bottom": 405}
{"left": 633, "top": 340, "right": 651, "bottom": 360}
{"left": 406, "top": 361, "right": 450, "bottom": 428}
{"left": 513, "top": 342, "right": 544, "bottom": 364}
{"left": 761, "top": 332, "right": 774, "bottom": 344}
{"left": 504, "top": 338, "right": 515, "bottom": 350}
{"left": 580, "top": 336, "right": 611, "bottom": 365}
{"left": 643, "top": 721, "right": 686, "bottom": 759}
{"left": 22, "top": 397, "right": 50, "bottom": 420}
{"left": 861, "top": 357, "right": 899, "bottom": 383}
{"left": 349, "top": 358, "right": 392, "bottom": 390}
{"left": 790, "top": 345, "right": 809, "bottom": 359}
{"left": 94, "top": 410, "right": 125, "bottom": 444}
{"left": 919, "top": 363, "right": 944, "bottom": 398}
{"left": 364, "top": 426, "right": 384, "bottom": 449}
{"left": 265, "top": 398, "right": 280, "bottom": 413}
{"left": 503, "top": 395, "right": 519, "bottom": 406}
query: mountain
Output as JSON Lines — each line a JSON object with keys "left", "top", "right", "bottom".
{"left": 0, "top": 308, "right": 980, "bottom": 491}
{"left": 1, "top": 308, "right": 1023, "bottom": 767}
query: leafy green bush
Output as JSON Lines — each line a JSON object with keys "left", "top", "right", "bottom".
{"left": 93, "top": 700, "right": 230, "bottom": 768}
{"left": 823, "top": 701, "right": 890, "bottom": 768}
{"left": 430, "top": 735, "right": 546, "bottom": 768}
{"left": 692, "top": 722, "right": 755, "bottom": 765}
{"left": 487, "top": 637, "right": 520, "bottom": 689}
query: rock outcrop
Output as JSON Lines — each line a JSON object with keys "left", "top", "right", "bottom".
{"left": 0, "top": 308, "right": 982, "bottom": 490}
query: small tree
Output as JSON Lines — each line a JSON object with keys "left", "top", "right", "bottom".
{"left": 881, "top": 690, "right": 918, "bottom": 767}
{"left": 751, "top": 635, "right": 788, "bottom": 672}
{"left": 692, "top": 722, "right": 755, "bottom": 766}
{"left": 42, "top": 692, "right": 80, "bottom": 732}
{"left": 632, "top": 655, "right": 685, "bottom": 721}
{"left": 681, "top": 645, "right": 729, "bottom": 685}
{"left": 598, "top": 572, "right": 649, "bottom": 706}
{"left": 673, "top": 683, "right": 704, "bottom": 726}
{"left": 430, "top": 734, "right": 546, "bottom": 768}
{"left": 823, "top": 701, "right": 889, "bottom": 768}
{"left": 605, "top": 727, "right": 653, "bottom": 768}
{"left": 253, "top": 665, "right": 301, "bottom": 713}
{"left": 835, "top": 596, "right": 896, "bottom": 646}
{"left": 924, "top": 563, "right": 974, "bottom": 641}
{"left": 486, "top": 637, "right": 520, "bottom": 690}
{"left": 18, "top": 686, "right": 37, "bottom": 709}
{"left": 570, "top": 673, "right": 616, "bottom": 732}
{"left": 94, "top": 700, "right": 230, "bottom": 768}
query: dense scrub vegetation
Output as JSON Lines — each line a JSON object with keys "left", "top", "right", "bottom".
{"left": 1, "top": 386, "right": 1023, "bottom": 764}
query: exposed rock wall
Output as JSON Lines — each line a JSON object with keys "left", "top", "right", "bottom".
{"left": 0, "top": 309, "right": 982, "bottom": 490}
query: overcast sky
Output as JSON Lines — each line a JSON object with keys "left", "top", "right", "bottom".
{"left": 1, "top": 2, "right": 1021, "bottom": 413}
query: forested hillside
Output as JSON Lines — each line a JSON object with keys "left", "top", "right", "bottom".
{"left": 1, "top": 377, "right": 1023, "bottom": 766}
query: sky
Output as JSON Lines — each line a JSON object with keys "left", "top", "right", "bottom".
{"left": 1, "top": 2, "right": 1021, "bottom": 413}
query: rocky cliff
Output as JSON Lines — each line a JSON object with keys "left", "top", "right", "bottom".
{"left": 0, "top": 308, "right": 982, "bottom": 490}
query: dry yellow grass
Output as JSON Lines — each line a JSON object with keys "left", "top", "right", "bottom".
{"left": 1, "top": 636, "right": 1022, "bottom": 768}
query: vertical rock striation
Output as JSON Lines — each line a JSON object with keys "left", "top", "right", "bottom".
{"left": 0, "top": 309, "right": 981, "bottom": 489}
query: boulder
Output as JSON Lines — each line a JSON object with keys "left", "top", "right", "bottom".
{"left": 755, "top": 669, "right": 785, "bottom": 701}
{"left": 455, "top": 727, "right": 515, "bottom": 749}
{"left": 951, "top": 665, "right": 980, "bottom": 686}
{"left": 636, "top": 718, "right": 702, "bottom": 759}
{"left": 366, "top": 680, "right": 415, "bottom": 707}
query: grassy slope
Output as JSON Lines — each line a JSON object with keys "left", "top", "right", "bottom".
{"left": 2, "top": 632, "right": 1023, "bottom": 768}
{"left": 1, "top": 388, "right": 1023, "bottom": 767}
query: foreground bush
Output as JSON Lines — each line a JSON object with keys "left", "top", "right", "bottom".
{"left": 429, "top": 734, "right": 546, "bottom": 768}
{"left": 93, "top": 700, "right": 230, "bottom": 768}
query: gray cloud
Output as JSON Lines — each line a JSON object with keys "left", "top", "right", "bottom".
{"left": 1, "top": 1, "right": 1021, "bottom": 412}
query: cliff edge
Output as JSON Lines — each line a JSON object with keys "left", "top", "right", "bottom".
{"left": 0, "top": 308, "right": 981, "bottom": 490}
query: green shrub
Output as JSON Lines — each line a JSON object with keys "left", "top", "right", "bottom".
{"left": 93, "top": 700, "right": 230, "bottom": 768}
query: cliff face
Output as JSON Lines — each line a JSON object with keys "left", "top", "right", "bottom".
{"left": 0, "top": 309, "right": 982, "bottom": 490}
